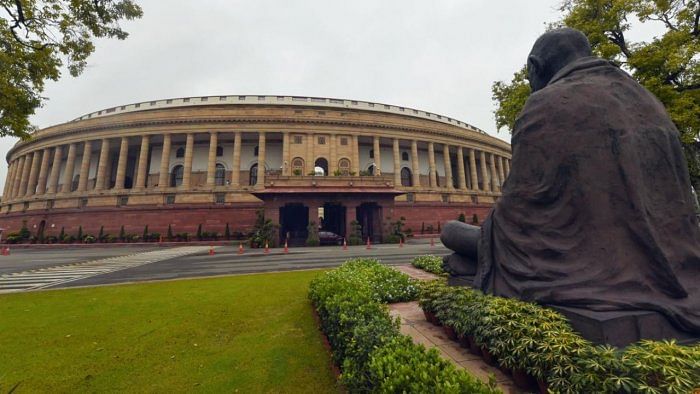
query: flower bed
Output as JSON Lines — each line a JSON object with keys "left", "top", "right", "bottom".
{"left": 419, "top": 280, "right": 700, "bottom": 393}
{"left": 411, "top": 255, "right": 446, "bottom": 275}
{"left": 308, "top": 258, "right": 499, "bottom": 393}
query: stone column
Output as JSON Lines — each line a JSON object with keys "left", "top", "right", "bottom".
{"left": 411, "top": 140, "right": 420, "bottom": 187}
{"left": 480, "top": 150, "right": 490, "bottom": 192}
{"left": 329, "top": 134, "right": 337, "bottom": 175}
{"left": 282, "top": 132, "right": 290, "bottom": 175}
{"left": 469, "top": 149, "right": 479, "bottom": 191}
{"left": 345, "top": 202, "right": 357, "bottom": 239}
{"left": 47, "top": 146, "right": 63, "bottom": 194}
{"left": 351, "top": 135, "right": 360, "bottom": 175}
{"left": 428, "top": 142, "right": 436, "bottom": 188}
{"left": 306, "top": 132, "right": 314, "bottom": 174}
{"left": 490, "top": 153, "right": 500, "bottom": 192}
{"left": 443, "top": 144, "right": 453, "bottom": 190}
{"left": 255, "top": 132, "right": 266, "bottom": 188}
{"left": 393, "top": 138, "right": 401, "bottom": 186}
{"left": 158, "top": 134, "right": 171, "bottom": 188}
{"left": 372, "top": 136, "right": 381, "bottom": 175}
{"left": 114, "top": 137, "right": 130, "bottom": 190}
{"left": 36, "top": 148, "right": 51, "bottom": 195}
{"left": 231, "top": 132, "right": 241, "bottom": 186}
{"left": 206, "top": 132, "right": 218, "bottom": 187}
{"left": 62, "top": 144, "right": 77, "bottom": 193}
{"left": 457, "top": 147, "right": 467, "bottom": 190}
{"left": 77, "top": 141, "right": 92, "bottom": 192}
{"left": 12, "top": 156, "right": 26, "bottom": 198}
{"left": 497, "top": 156, "right": 505, "bottom": 186}
{"left": 8, "top": 159, "right": 20, "bottom": 198}
{"left": 95, "top": 139, "right": 111, "bottom": 191}
{"left": 181, "top": 133, "right": 194, "bottom": 189}
{"left": 26, "top": 151, "right": 41, "bottom": 196}
{"left": 135, "top": 135, "right": 150, "bottom": 189}
{"left": 3, "top": 160, "right": 15, "bottom": 198}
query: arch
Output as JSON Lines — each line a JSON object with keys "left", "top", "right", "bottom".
{"left": 216, "top": 145, "right": 223, "bottom": 157}
{"left": 338, "top": 158, "right": 351, "bottom": 175}
{"left": 314, "top": 157, "right": 328, "bottom": 176}
{"left": 291, "top": 157, "right": 305, "bottom": 175}
{"left": 401, "top": 151, "right": 409, "bottom": 161}
{"left": 175, "top": 147, "right": 185, "bottom": 158}
{"left": 401, "top": 167, "right": 413, "bottom": 187}
{"left": 215, "top": 163, "right": 226, "bottom": 185}
{"left": 249, "top": 164, "right": 258, "bottom": 186}
{"left": 170, "top": 165, "right": 184, "bottom": 187}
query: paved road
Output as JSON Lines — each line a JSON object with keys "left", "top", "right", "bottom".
{"left": 0, "top": 242, "right": 449, "bottom": 291}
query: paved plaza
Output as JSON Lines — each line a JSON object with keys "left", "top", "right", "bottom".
{"left": 0, "top": 241, "right": 448, "bottom": 292}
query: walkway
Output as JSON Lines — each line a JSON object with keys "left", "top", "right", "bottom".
{"left": 0, "top": 246, "right": 213, "bottom": 293}
{"left": 390, "top": 264, "right": 518, "bottom": 393}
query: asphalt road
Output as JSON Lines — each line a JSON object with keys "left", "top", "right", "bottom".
{"left": 0, "top": 242, "right": 449, "bottom": 290}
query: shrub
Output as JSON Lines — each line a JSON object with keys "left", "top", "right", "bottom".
{"left": 308, "top": 259, "right": 496, "bottom": 393}
{"left": 411, "top": 255, "right": 445, "bottom": 275}
{"left": 458, "top": 213, "right": 466, "bottom": 222}
{"left": 77, "top": 226, "right": 83, "bottom": 241}
{"left": 83, "top": 235, "right": 96, "bottom": 244}
{"left": 196, "top": 224, "right": 203, "bottom": 241}
{"left": 224, "top": 223, "right": 231, "bottom": 240}
{"left": 142, "top": 225, "right": 149, "bottom": 241}
{"left": 292, "top": 168, "right": 302, "bottom": 176}
{"left": 18, "top": 220, "right": 30, "bottom": 240}
{"left": 149, "top": 232, "right": 160, "bottom": 242}
{"left": 167, "top": 224, "right": 174, "bottom": 241}
{"left": 347, "top": 220, "right": 362, "bottom": 245}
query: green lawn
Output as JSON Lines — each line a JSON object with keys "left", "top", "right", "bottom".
{"left": 0, "top": 271, "right": 338, "bottom": 393}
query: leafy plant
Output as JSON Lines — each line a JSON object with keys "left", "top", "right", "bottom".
{"left": 458, "top": 213, "right": 466, "bottom": 222}
{"left": 251, "top": 209, "right": 276, "bottom": 247}
{"left": 196, "top": 224, "right": 203, "bottom": 241}
{"left": 411, "top": 255, "right": 445, "bottom": 275}
{"left": 347, "top": 220, "right": 362, "bottom": 245}
{"left": 167, "top": 224, "right": 174, "bottom": 241}
{"left": 224, "top": 223, "right": 231, "bottom": 240}
{"left": 142, "top": 225, "right": 149, "bottom": 241}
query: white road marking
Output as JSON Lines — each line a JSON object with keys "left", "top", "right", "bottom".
{"left": 0, "top": 246, "right": 212, "bottom": 293}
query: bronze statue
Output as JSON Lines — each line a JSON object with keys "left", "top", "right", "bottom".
{"left": 443, "top": 28, "right": 700, "bottom": 336}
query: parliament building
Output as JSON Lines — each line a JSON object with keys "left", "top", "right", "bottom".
{"left": 0, "top": 95, "right": 511, "bottom": 244}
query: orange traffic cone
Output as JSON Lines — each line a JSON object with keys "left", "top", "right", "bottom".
{"left": 264, "top": 241, "right": 270, "bottom": 254}
{"left": 5, "top": 246, "right": 9, "bottom": 255}
{"left": 430, "top": 237, "right": 435, "bottom": 248}
{"left": 342, "top": 238, "right": 348, "bottom": 250}
{"left": 366, "top": 237, "right": 371, "bottom": 250}
{"left": 209, "top": 244, "right": 215, "bottom": 255}
{"left": 284, "top": 240, "right": 289, "bottom": 254}
{"left": 238, "top": 243, "right": 244, "bottom": 254}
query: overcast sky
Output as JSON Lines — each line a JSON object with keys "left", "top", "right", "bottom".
{"left": 1, "top": 0, "right": 567, "bottom": 188}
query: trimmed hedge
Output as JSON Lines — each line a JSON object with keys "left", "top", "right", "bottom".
{"left": 309, "top": 259, "right": 499, "bottom": 393}
{"left": 411, "top": 255, "right": 445, "bottom": 275}
{"left": 419, "top": 280, "right": 700, "bottom": 393}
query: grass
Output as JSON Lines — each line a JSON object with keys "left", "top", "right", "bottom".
{"left": 0, "top": 270, "right": 338, "bottom": 393}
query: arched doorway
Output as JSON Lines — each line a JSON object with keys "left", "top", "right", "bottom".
{"left": 401, "top": 167, "right": 413, "bottom": 186}
{"left": 249, "top": 164, "right": 258, "bottom": 186}
{"left": 291, "top": 157, "right": 304, "bottom": 175}
{"left": 314, "top": 158, "right": 328, "bottom": 176}
{"left": 338, "top": 158, "right": 351, "bottom": 175}
{"left": 170, "top": 165, "right": 183, "bottom": 187}
{"left": 215, "top": 163, "right": 226, "bottom": 185}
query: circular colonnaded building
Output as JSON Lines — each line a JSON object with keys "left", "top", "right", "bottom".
{"left": 0, "top": 95, "right": 511, "bottom": 245}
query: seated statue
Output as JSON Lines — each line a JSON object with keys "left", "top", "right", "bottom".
{"left": 443, "top": 28, "right": 700, "bottom": 334}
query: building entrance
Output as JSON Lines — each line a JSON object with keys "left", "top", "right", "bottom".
{"left": 279, "top": 203, "right": 309, "bottom": 246}
{"left": 357, "top": 202, "right": 382, "bottom": 243}
{"left": 321, "top": 203, "right": 346, "bottom": 238}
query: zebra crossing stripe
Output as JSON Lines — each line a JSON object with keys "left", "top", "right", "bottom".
{"left": 0, "top": 246, "right": 213, "bottom": 293}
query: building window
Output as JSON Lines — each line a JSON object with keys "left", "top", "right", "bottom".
{"left": 170, "top": 165, "right": 184, "bottom": 187}
{"left": 317, "top": 136, "right": 326, "bottom": 145}
{"left": 340, "top": 137, "right": 348, "bottom": 146}
{"left": 165, "top": 194, "right": 176, "bottom": 205}
{"left": 214, "top": 193, "right": 225, "bottom": 204}
{"left": 215, "top": 163, "right": 226, "bottom": 186}
{"left": 118, "top": 196, "right": 129, "bottom": 207}
{"left": 254, "top": 146, "right": 259, "bottom": 157}
{"left": 291, "top": 158, "right": 304, "bottom": 175}
{"left": 175, "top": 147, "right": 185, "bottom": 158}
{"left": 369, "top": 149, "right": 374, "bottom": 159}
{"left": 338, "top": 158, "right": 351, "bottom": 175}
{"left": 249, "top": 164, "right": 258, "bottom": 186}
{"left": 406, "top": 193, "right": 415, "bottom": 203}
{"left": 216, "top": 145, "right": 223, "bottom": 157}
{"left": 401, "top": 167, "right": 413, "bottom": 187}
{"left": 402, "top": 151, "right": 409, "bottom": 161}
{"left": 79, "top": 198, "right": 88, "bottom": 208}
{"left": 293, "top": 135, "right": 303, "bottom": 144}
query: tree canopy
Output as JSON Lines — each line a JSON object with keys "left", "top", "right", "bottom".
{"left": 0, "top": 0, "right": 143, "bottom": 140}
{"left": 492, "top": 0, "right": 699, "bottom": 189}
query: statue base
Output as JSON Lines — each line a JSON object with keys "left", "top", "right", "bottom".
{"left": 550, "top": 306, "right": 699, "bottom": 347}
{"left": 447, "top": 275, "right": 474, "bottom": 287}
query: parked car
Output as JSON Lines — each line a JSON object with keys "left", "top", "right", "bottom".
{"left": 318, "top": 231, "right": 344, "bottom": 245}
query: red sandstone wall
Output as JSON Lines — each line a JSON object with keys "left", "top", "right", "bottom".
{"left": 393, "top": 203, "right": 493, "bottom": 235}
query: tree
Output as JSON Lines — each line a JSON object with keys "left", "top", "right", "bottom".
{"left": 1, "top": 0, "right": 143, "bottom": 139}
{"left": 491, "top": 0, "right": 700, "bottom": 189}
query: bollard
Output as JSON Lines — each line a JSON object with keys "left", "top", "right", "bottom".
{"left": 209, "top": 244, "right": 215, "bottom": 255}
{"left": 366, "top": 238, "right": 371, "bottom": 250}
{"left": 264, "top": 241, "right": 270, "bottom": 254}
{"left": 343, "top": 238, "right": 348, "bottom": 250}
{"left": 238, "top": 243, "right": 244, "bottom": 255}
{"left": 284, "top": 240, "right": 289, "bottom": 254}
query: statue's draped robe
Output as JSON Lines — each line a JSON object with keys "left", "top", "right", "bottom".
{"left": 475, "top": 57, "right": 700, "bottom": 333}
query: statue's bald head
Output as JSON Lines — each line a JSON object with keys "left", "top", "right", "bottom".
{"left": 527, "top": 28, "right": 592, "bottom": 92}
